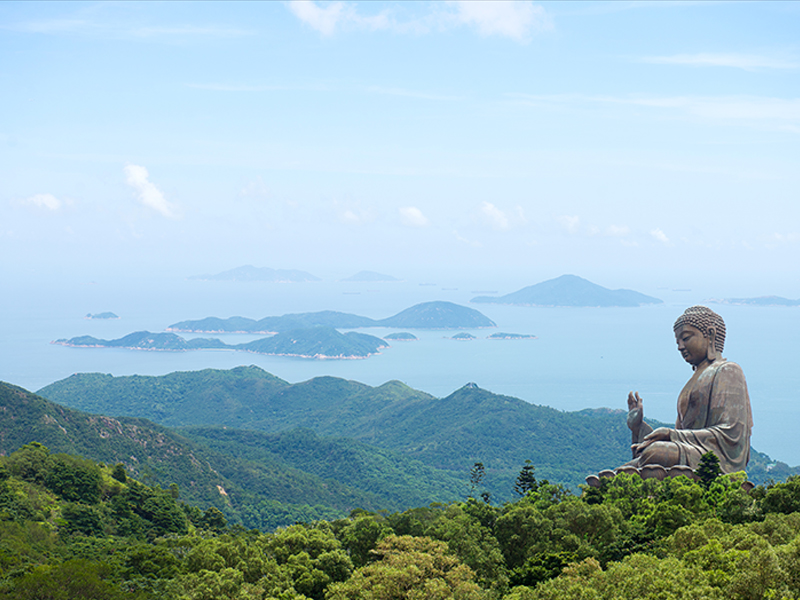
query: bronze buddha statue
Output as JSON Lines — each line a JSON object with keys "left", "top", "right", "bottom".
{"left": 588, "top": 306, "right": 753, "bottom": 485}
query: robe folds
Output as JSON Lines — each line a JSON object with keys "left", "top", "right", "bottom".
{"left": 669, "top": 359, "right": 753, "bottom": 473}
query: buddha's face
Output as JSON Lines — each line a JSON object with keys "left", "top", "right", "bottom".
{"left": 675, "top": 324, "right": 709, "bottom": 366}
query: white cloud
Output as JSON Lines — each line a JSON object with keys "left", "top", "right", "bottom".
{"left": 650, "top": 228, "right": 670, "bottom": 244}
{"left": 772, "top": 232, "right": 799, "bottom": 244}
{"left": 286, "top": 0, "right": 550, "bottom": 41}
{"left": 446, "top": 1, "right": 552, "bottom": 42}
{"left": 340, "top": 209, "right": 362, "bottom": 224}
{"left": 239, "top": 176, "right": 270, "bottom": 199}
{"left": 557, "top": 215, "right": 580, "bottom": 234}
{"left": 21, "top": 193, "right": 64, "bottom": 211}
{"left": 454, "top": 230, "right": 482, "bottom": 247}
{"left": 399, "top": 206, "right": 430, "bottom": 228}
{"left": 123, "top": 165, "right": 177, "bottom": 218}
{"left": 641, "top": 53, "right": 798, "bottom": 71}
{"left": 480, "top": 202, "right": 510, "bottom": 230}
{"left": 605, "top": 224, "right": 630, "bottom": 237}
{"left": 287, "top": 0, "right": 390, "bottom": 36}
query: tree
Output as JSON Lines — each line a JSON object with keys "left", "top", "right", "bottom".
{"left": 696, "top": 452, "right": 721, "bottom": 489}
{"left": 514, "top": 460, "right": 539, "bottom": 497}
{"left": 325, "top": 535, "right": 487, "bottom": 600}
{"left": 469, "top": 462, "right": 485, "bottom": 499}
{"left": 111, "top": 463, "right": 127, "bottom": 483}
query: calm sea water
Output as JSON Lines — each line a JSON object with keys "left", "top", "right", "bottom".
{"left": 1, "top": 275, "right": 798, "bottom": 465}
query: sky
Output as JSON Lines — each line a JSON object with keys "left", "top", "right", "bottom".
{"left": 2, "top": 1, "right": 800, "bottom": 293}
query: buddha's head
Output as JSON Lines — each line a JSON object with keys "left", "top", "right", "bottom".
{"left": 673, "top": 306, "right": 726, "bottom": 366}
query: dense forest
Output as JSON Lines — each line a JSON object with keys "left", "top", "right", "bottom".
{"left": 3, "top": 442, "right": 800, "bottom": 599}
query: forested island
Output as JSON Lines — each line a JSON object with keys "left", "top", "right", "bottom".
{"left": 383, "top": 332, "right": 417, "bottom": 341}
{"left": 53, "top": 327, "right": 388, "bottom": 359}
{"left": 471, "top": 274, "right": 662, "bottom": 307}
{"left": 168, "top": 301, "right": 496, "bottom": 333}
{"left": 487, "top": 332, "right": 538, "bottom": 340}
{"left": 451, "top": 332, "right": 476, "bottom": 340}
{"left": 3, "top": 372, "right": 800, "bottom": 599}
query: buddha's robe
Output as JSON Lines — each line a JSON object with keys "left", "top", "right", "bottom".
{"left": 632, "top": 359, "right": 752, "bottom": 473}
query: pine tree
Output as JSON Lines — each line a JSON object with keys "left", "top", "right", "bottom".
{"left": 696, "top": 451, "right": 721, "bottom": 489}
{"left": 514, "top": 460, "right": 539, "bottom": 496}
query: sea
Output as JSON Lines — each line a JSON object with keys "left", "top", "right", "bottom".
{"left": 2, "top": 273, "right": 799, "bottom": 467}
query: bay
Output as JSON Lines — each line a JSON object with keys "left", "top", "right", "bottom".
{"left": 1, "top": 274, "right": 797, "bottom": 466}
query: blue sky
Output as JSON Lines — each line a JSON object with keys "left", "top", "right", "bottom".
{"left": 2, "top": 1, "right": 799, "bottom": 292}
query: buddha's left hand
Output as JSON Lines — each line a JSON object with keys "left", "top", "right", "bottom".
{"left": 632, "top": 427, "right": 671, "bottom": 453}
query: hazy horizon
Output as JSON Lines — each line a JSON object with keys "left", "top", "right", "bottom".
{"left": 2, "top": 1, "right": 799, "bottom": 293}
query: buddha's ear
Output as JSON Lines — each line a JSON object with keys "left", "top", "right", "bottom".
{"left": 706, "top": 327, "right": 718, "bottom": 361}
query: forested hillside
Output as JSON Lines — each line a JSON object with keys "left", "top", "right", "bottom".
{"left": 0, "top": 381, "right": 468, "bottom": 530}
{"left": 3, "top": 442, "right": 800, "bottom": 599}
{"left": 37, "top": 367, "right": 799, "bottom": 494}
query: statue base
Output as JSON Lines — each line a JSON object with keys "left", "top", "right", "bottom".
{"left": 585, "top": 465, "right": 754, "bottom": 492}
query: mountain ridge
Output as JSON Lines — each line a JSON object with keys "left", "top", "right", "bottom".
{"left": 471, "top": 274, "right": 662, "bottom": 307}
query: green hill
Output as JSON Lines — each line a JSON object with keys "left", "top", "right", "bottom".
{"left": 167, "top": 301, "right": 495, "bottom": 333}
{"left": 377, "top": 301, "right": 496, "bottom": 329}
{"left": 38, "top": 367, "right": 796, "bottom": 495}
{"left": 239, "top": 327, "right": 387, "bottom": 358}
{"left": 471, "top": 274, "right": 662, "bottom": 307}
{"left": 1, "top": 380, "right": 470, "bottom": 529}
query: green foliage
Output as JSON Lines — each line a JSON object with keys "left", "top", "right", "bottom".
{"left": 45, "top": 454, "right": 102, "bottom": 504}
{"left": 4, "top": 444, "right": 800, "bottom": 600}
{"left": 7, "top": 442, "right": 50, "bottom": 484}
{"left": 514, "top": 460, "right": 540, "bottom": 497}
{"left": 325, "top": 535, "right": 487, "bottom": 600}
{"left": 2, "top": 558, "right": 138, "bottom": 600}
{"left": 697, "top": 451, "right": 722, "bottom": 489}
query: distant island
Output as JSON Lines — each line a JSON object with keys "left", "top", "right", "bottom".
{"left": 471, "top": 274, "right": 662, "bottom": 307}
{"left": 340, "top": 270, "right": 400, "bottom": 282}
{"left": 85, "top": 312, "right": 119, "bottom": 320}
{"left": 450, "top": 332, "right": 476, "bottom": 340}
{"left": 383, "top": 332, "right": 417, "bottom": 341}
{"left": 189, "top": 265, "right": 321, "bottom": 283}
{"left": 168, "top": 301, "right": 496, "bottom": 333}
{"left": 708, "top": 295, "right": 800, "bottom": 307}
{"left": 486, "top": 332, "right": 537, "bottom": 340}
{"left": 53, "top": 327, "right": 387, "bottom": 359}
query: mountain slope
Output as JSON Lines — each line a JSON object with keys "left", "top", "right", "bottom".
{"left": 471, "top": 274, "right": 662, "bottom": 307}
{"left": 2, "top": 380, "right": 470, "bottom": 529}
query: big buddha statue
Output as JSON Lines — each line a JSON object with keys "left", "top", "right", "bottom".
{"left": 588, "top": 306, "right": 753, "bottom": 485}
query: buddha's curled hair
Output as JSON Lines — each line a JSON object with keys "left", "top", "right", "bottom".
{"left": 673, "top": 306, "right": 726, "bottom": 352}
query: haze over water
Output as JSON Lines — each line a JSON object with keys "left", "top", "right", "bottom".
{"left": 2, "top": 271, "right": 798, "bottom": 466}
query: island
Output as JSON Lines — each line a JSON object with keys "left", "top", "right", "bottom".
{"left": 471, "top": 274, "right": 662, "bottom": 307}
{"left": 450, "top": 332, "right": 476, "bottom": 340}
{"left": 340, "top": 270, "right": 400, "bottom": 282}
{"left": 168, "top": 311, "right": 375, "bottom": 334}
{"left": 383, "top": 332, "right": 417, "bottom": 341}
{"left": 189, "top": 265, "right": 321, "bottom": 283}
{"left": 708, "top": 296, "right": 800, "bottom": 307}
{"left": 486, "top": 332, "right": 537, "bottom": 340}
{"left": 378, "top": 301, "right": 496, "bottom": 329}
{"left": 53, "top": 327, "right": 388, "bottom": 359}
{"left": 167, "top": 301, "right": 496, "bottom": 333}
{"left": 85, "top": 312, "right": 119, "bottom": 320}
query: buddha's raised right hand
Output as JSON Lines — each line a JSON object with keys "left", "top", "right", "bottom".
{"left": 627, "top": 391, "right": 643, "bottom": 433}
